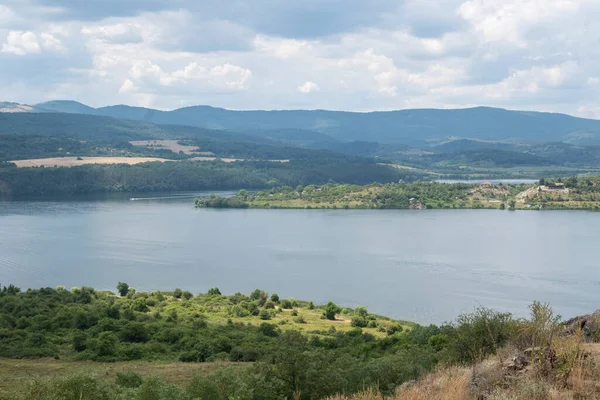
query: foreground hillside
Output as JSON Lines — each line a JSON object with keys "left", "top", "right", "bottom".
{"left": 1, "top": 283, "right": 597, "bottom": 399}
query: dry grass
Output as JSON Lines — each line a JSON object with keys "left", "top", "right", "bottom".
{"left": 393, "top": 366, "right": 471, "bottom": 400}
{"left": 0, "top": 358, "right": 242, "bottom": 394}
{"left": 11, "top": 157, "right": 174, "bottom": 168}
{"left": 11, "top": 156, "right": 288, "bottom": 168}
{"left": 327, "top": 328, "right": 600, "bottom": 400}
{"left": 325, "top": 367, "right": 471, "bottom": 400}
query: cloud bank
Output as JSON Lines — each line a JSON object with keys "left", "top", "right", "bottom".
{"left": 1, "top": 0, "right": 599, "bottom": 117}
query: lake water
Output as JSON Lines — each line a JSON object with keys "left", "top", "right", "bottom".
{"left": 1, "top": 193, "right": 599, "bottom": 324}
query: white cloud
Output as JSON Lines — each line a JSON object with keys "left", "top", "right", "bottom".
{"left": 588, "top": 77, "right": 600, "bottom": 85}
{"left": 1, "top": 30, "right": 66, "bottom": 55}
{"left": 40, "top": 33, "right": 64, "bottom": 52}
{"left": 81, "top": 22, "right": 143, "bottom": 43}
{"left": 254, "top": 35, "right": 312, "bottom": 59}
{"left": 2, "top": 0, "right": 600, "bottom": 116}
{"left": 297, "top": 81, "right": 320, "bottom": 93}
{"left": 124, "top": 60, "right": 252, "bottom": 94}
{"left": 0, "top": 5, "right": 15, "bottom": 27}
{"left": 1, "top": 31, "right": 41, "bottom": 55}
{"left": 118, "top": 78, "right": 135, "bottom": 93}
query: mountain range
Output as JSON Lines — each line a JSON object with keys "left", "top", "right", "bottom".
{"left": 3, "top": 100, "right": 600, "bottom": 146}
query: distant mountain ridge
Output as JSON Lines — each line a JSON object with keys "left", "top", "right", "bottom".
{"left": 3, "top": 100, "right": 600, "bottom": 145}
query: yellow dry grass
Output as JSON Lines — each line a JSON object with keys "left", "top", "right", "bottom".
{"left": 11, "top": 157, "right": 174, "bottom": 168}
{"left": 325, "top": 366, "right": 471, "bottom": 400}
{"left": 11, "top": 155, "right": 289, "bottom": 167}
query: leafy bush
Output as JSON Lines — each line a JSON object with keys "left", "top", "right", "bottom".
{"left": 351, "top": 317, "right": 368, "bottom": 328}
{"left": 325, "top": 302, "right": 342, "bottom": 321}
{"left": 280, "top": 299, "right": 293, "bottom": 309}
{"left": 115, "top": 371, "right": 143, "bottom": 388}
{"left": 259, "top": 310, "right": 272, "bottom": 320}
{"left": 446, "top": 306, "right": 518, "bottom": 363}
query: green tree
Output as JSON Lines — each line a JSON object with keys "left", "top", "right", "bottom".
{"left": 324, "top": 302, "right": 341, "bottom": 321}
{"left": 355, "top": 306, "right": 368, "bottom": 317}
{"left": 207, "top": 287, "right": 221, "bottom": 296}
{"left": 173, "top": 288, "right": 183, "bottom": 299}
{"left": 96, "top": 332, "right": 118, "bottom": 356}
{"left": 270, "top": 293, "right": 280, "bottom": 303}
{"left": 259, "top": 310, "right": 272, "bottom": 320}
{"left": 116, "top": 282, "right": 129, "bottom": 297}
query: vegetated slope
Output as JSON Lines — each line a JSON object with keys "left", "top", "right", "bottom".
{"left": 0, "top": 112, "right": 267, "bottom": 142}
{"left": 196, "top": 182, "right": 525, "bottom": 210}
{"left": 3, "top": 284, "right": 597, "bottom": 400}
{"left": 0, "top": 159, "right": 412, "bottom": 198}
{"left": 34, "top": 101, "right": 600, "bottom": 145}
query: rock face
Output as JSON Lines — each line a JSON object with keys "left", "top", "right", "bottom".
{"left": 563, "top": 310, "right": 600, "bottom": 341}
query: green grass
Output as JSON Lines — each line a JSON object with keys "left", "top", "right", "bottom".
{"left": 0, "top": 358, "right": 244, "bottom": 394}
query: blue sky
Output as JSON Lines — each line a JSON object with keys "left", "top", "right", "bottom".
{"left": 1, "top": 0, "right": 599, "bottom": 116}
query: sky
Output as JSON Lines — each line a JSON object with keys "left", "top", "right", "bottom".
{"left": 1, "top": 0, "right": 600, "bottom": 116}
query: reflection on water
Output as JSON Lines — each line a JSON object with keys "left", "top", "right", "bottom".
{"left": 1, "top": 195, "right": 599, "bottom": 324}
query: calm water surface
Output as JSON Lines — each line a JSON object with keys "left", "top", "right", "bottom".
{"left": 1, "top": 193, "right": 599, "bottom": 324}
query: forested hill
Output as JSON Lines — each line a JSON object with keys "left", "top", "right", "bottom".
{"left": 21, "top": 101, "right": 600, "bottom": 145}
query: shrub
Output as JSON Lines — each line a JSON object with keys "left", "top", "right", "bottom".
{"left": 115, "top": 371, "right": 143, "bottom": 388}
{"left": 270, "top": 293, "right": 280, "bottom": 303}
{"left": 355, "top": 306, "right": 368, "bottom": 317}
{"left": 281, "top": 299, "right": 293, "bottom": 309}
{"left": 96, "top": 332, "right": 118, "bottom": 357}
{"left": 351, "top": 317, "right": 368, "bottom": 328}
{"left": 447, "top": 306, "right": 518, "bottom": 363}
{"left": 119, "top": 322, "right": 150, "bottom": 343}
{"left": 23, "top": 374, "right": 114, "bottom": 400}
{"left": 386, "top": 324, "right": 404, "bottom": 335}
{"left": 291, "top": 309, "right": 298, "bottom": 317}
{"left": 173, "top": 288, "right": 183, "bottom": 299}
{"left": 259, "top": 323, "right": 279, "bottom": 337}
{"left": 264, "top": 301, "right": 276, "bottom": 309}
{"left": 325, "top": 302, "right": 342, "bottom": 320}
{"left": 295, "top": 316, "right": 306, "bottom": 324}
{"left": 308, "top": 301, "right": 315, "bottom": 310}
{"left": 230, "top": 305, "right": 250, "bottom": 318}
{"left": 259, "top": 310, "right": 272, "bottom": 320}
{"left": 132, "top": 298, "right": 149, "bottom": 312}
{"left": 207, "top": 287, "right": 221, "bottom": 296}
{"left": 72, "top": 332, "right": 87, "bottom": 352}
{"left": 229, "top": 347, "right": 260, "bottom": 362}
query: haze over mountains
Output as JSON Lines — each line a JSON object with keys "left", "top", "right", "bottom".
{"left": 3, "top": 100, "right": 600, "bottom": 147}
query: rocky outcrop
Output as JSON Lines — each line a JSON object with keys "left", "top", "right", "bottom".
{"left": 563, "top": 310, "right": 600, "bottom": 341}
